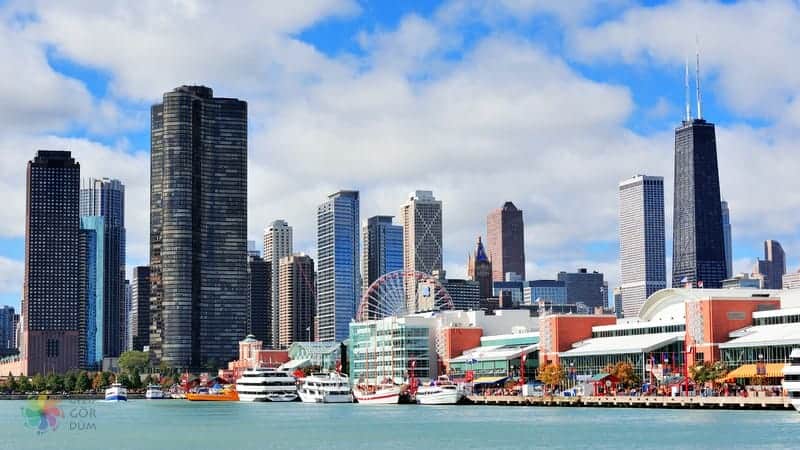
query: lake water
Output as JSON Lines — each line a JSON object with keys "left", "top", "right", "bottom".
{"left": 2, "top": 399, "right": 798, "bottom": 449}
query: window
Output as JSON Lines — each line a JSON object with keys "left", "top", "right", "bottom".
{"left": 46, "top": 339, "right": 59, "bottom": 358}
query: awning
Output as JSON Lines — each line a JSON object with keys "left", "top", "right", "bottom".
{"left": 724, "top": 363, "right": 786, "bottom": 380}
{"left": 278, "top": 358, "right": 311, "bottom": 370}
{"left": 472, "top": 376, "right": 509, "bottom": 385}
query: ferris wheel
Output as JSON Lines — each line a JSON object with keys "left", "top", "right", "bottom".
{"left": 356, "top": 270, "right": 454, "bottom": 322}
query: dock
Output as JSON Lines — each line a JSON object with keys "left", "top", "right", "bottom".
{"left": 467, "top": 395, "right": 794, "bottom": 410}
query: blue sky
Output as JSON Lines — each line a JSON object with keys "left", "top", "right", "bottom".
{"left": 1, "top": 0, "right": 800, "bottom": 309}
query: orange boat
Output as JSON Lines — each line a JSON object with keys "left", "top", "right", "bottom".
{"left": 186, "top": 386, "right": 239, "bottom": 402}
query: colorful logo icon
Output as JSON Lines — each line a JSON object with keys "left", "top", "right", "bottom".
{"left": 21, "top": 395, "right": 64, "bottom": 434}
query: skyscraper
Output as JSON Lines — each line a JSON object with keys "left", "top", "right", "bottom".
{"left": 557, "top": 269, "right": 605, "bottom": 309}
{"left": 721, "top": 200, "right": 732, "bottom": 278}
{"left": 150, "top": 86, "right": 248, "bottom": 369}
{"left": 400, "top": 191, "right": 443, "bottom": 312}
{"left": 672, "top": 62, "right": 726, "bottom": 289}
{"left": 0, "top": 306, "right": 15, "bottom": 356}
{"left": 124, "top": 279, "right": 131, "bottom": 351}
{"left": 264, "top": 220, "right": 292, "bottom": 348}
{"left": 467, "top": 236, "right": 493, "bottom": 299}
{"left": 248, "top": 255, "right": 271, "bottom": 345}
{"left": 80, "top": 178, "right": 126, "bottom": 357}
{"left": 619, "top": 175, "right": 666, "bottom": 318}
{"left": 754, "top": 240, "right": 786, "bottom": 289}
{"left": 22, "top": 150, "right": 81, "bottom": 375}
{"left": 80, "top": 216, "right": 104, "bottom": 367}
{"left": 361, "top": 216, "right": 403, "bottom": 293}
{"left": 486, "top": 202, "right": 525, "bottom": 282}
{"left": 278, "top": 254, "right": 315, "bottom": 348}
{"left": 317, "top": 191, "right": 360, "bottom": 342}
{"left": 130, "top": 266, "right": 150, "bottom": 351}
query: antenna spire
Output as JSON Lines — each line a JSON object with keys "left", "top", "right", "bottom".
{"left": 695, "top": 36, "right": 702, "bottom": 120}
{"left": 684, "top": 57, "right": 691, "bottom": 122}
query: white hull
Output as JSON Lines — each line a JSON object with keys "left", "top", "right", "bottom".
{"left": 782, "top": 349, "right": 800, "bottom": 413}
{"left": 416, "top": 389, "right": 462, "bottom": 405}
{"left": 238, "top": 392, "right": 299, "bottom": 402}
{"left": 104, "top": 384, "right": 128, "bottom": 402}
{"left": 299, "top": 391, "right": 353, "bottom": 403}
{"left": 145, "top": 392, "right": 165, "bottom": 399}
{"left": 236, "top": 367, "right": 297, "bottom": 403}
{"left": 353, "top": 386, "right": 402, "bottom": 405}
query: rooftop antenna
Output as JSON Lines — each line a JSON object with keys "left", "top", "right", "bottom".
{"left": 695, "top": 36, "right": 702, "bottom": 120}
{"left": 684, "top": 57, "right": 691, "bottom": 121}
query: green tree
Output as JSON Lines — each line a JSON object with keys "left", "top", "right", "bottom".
{"left": 538, "top": 363, "right": 565, "bottom": 395}
{"left": 117, "top": 373, "right": 131, "bottom": 389}
{"left": 64, "top": 371, "right": 77, "bottom": 392}
{"left": 143, "top": 374, "right": 153, "bottom": 386}
{"left": 18, "top": 376, "right": 32, "bottom": 393}
{"left": 45, "top": 373, "right": 64, "bottom": 392}
{"left": 6, "top": 373, "right": 17, "bottom": 393}
{"left": 100, "top": 371, "right": 112, "bottom": 388}
{"left": 119, "top": 351, "right": 150, "bottom": 373}
{"left": 75, "top": 371, "right": 90, "bottom": 393}
{"left": 31, "top": 373, "right": 46, "bottom": 392}
{"left": 131, "top": 368, "right": 142, "bottom": 389}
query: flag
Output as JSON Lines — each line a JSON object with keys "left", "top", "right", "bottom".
{"left": 697, "top": 280, "right": 704, "bottom": 288}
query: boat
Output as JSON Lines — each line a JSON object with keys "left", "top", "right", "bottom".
{"left": 353, "top": 381, "right": 402, "bottom": 405}
{"left": 298, "top": 372, "right": 353, "bottom": 403}
{"left": 186, "top": 385, "right": 239, "bottom": 402}
{"left": 783, "top": 348, "right": 800, "bottom": 412}
{"left": 145, "top": 384, "right": 165, "bottom": 399}
{"left": 235, "top": 367, "right": 298, "bottom": 402}
{"left": 104, "top": 383, "right": 128, "bottom": 402}
{"left": 415, "top": 375, "right": 464, "bottom": 405}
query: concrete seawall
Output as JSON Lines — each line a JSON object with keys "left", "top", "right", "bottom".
{"left": 468, "top": 395, "right": 794, "bottom": 410}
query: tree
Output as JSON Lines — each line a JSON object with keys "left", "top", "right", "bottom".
{"left": 119, "top": 351, "right": 150, "bottom": 374}
{"left": 46, "top": 373, "right": 64, "bottom": 393}
{"left": 18, "top": 376, "right": 32, "bottom": 393}
{"left": 75, "top": 371, "right": 90, "bottom": 393}
{"left": 31, "top": 373, "right": 46, "bottom": 392}
{"left": 538, "top": 363, "right": 565, "bottom": 395}
{"left": 100, "top": 371, "right": 112, "bottom": 388}
{"left": 117, "top": 373, "right": 131, "bottom": 389}
{"left": 91, "top": 372, "right": 103, "bottom": 391}
{"left": 131, "top": 368, "right": 142, "bottom": 390}
{"left": 64, "top": 371, "right": 77, "bottom": 392}
{"left": 143, "top": 374, "right": 154, "bottom": 386}
{"left": 605, "top": 361, "right": 640, "bottom": 389}
{"left": 6, "top": 373, "right": 17, "bottom": 393}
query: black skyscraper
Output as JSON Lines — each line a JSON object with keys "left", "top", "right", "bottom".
{"left": 672, "top": 118, "right": 726, "bottom": 288}
{"left": 248, "top": 256, "right": 271, "bottom": 346}
{"left": 24, "top": 151, "right": 81, "bottom": 374}
{"left": 150, "top": 86, "right": 248, "bottom": 370}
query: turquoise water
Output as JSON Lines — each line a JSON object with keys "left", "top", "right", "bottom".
{"left": 2, "top": 400, "right": 798, "bottom": 449}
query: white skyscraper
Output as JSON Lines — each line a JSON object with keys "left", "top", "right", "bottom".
{"left": 619, "top": 175, "right": 666, "bottom": 318}
{"left": 264, "top": 220, "right": 293, "bottom": 347}
{"left": 400, "top": 191, "right": 443, "bottom": 313}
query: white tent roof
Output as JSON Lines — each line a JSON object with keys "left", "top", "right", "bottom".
{"left": 559, "top": 332, "right": 685, "bottom": 358}
{"left": 719, "top": 323, "right": 800, "bottom": 349}
{"left": 450, "top": 343, "right": 538, "bottom": 363}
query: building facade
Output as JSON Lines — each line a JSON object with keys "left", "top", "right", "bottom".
{"left": 278, "top": 254, "right": 315, "bottom": 348}
{"left": 79, "top": 216, "right": 104, "bottom": 368}
{"left": 618, "top": 175, "right": 666, "bottom": 318}
{"left": 130, "top": 266, "right": 150, "bottom": 351}
{"left": 361, "top": 215, "right": 403, "bottom": 293}
{"left": 467, "top": 237, "right": 493, "bottom": 299}
{"left": 80, "top": 178, "right": 125, "bottom": 358}
{"left": 783, "top": 271, "right": 800, "bottom": 290}
{"left": 438, "top": 276, "right": 480, "bottom": 311}
{"left": 264, "top": 220, "right": 293, "bottom": 347}
{"left": 317, "top": 190, "right": 360, "bottom": 342}
{"left": 22, "top": 151, "right": 81, "bottom": 375}
{"left": 672, "top": 118, "right": 727, "bottom": 289}
{"left": 754, "top": 240, "right": 786, "bottom": 290}
{"left": 523, "top": 280, "right": 567, "bottom": 305}
{"left": 150, "top": 86, "right": 248, "bottom": 369}
{"left": 721, "top": 200, "right": 732, "bottom": 278}
{"left": 0, "top": 306, "right": 15, "bottom": 356}
{"left": 486, "top": 202, "right": 525, "bottom": 282}
{"left": 248, "top": 256, "right": 271, "bottom": 346}
{"left": 557, "top": 269, "right": 605, "bottom": 309}
{"left": 400, "top": 191, "right": 443, "bottom": 312}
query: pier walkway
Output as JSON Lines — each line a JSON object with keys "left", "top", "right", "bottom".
{"left": 467, "top": 395, "right": 793, "bottom": 410}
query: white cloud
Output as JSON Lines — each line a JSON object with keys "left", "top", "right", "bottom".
{"left": 0, "top": 256, "right": 23, "bottom": 296}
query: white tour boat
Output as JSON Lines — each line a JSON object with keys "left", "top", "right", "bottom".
{"left": 415, "top": 375, "right": 464, "bottom": 405}
{"left": 298, "top": 372, "right": 353, "bottom": 403}
{"left": 782, "top": 348, "right": 800, "bottom": 413}
{"left": 104, "top": 382, "right": 128, "bottom": 402}
{"left": 236, "top": 367, "right": 298, "bottom": 402}
{"left": 353, "top": 382, "right": 402, "bottom": 405}
{"left": 145, "top": 384, "right": 165, "bottom": 399}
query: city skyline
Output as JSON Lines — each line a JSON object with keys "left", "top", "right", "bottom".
{"left": 2, "top": 1, "right": 800, "bottom": 311}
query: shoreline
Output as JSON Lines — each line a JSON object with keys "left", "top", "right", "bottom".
{"left": 468, "top": 394, "right": 795, "bottom": 410}
{"left": 0, "top": 393, "right": 153, "bottom": 400}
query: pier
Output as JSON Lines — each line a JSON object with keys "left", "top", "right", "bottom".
{"left": 467, "top": 395, "right": 794, "bottom": 410}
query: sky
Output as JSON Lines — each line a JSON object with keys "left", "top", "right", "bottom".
{"left": 1, "top": 0, "right": 800, "bottom": 310}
